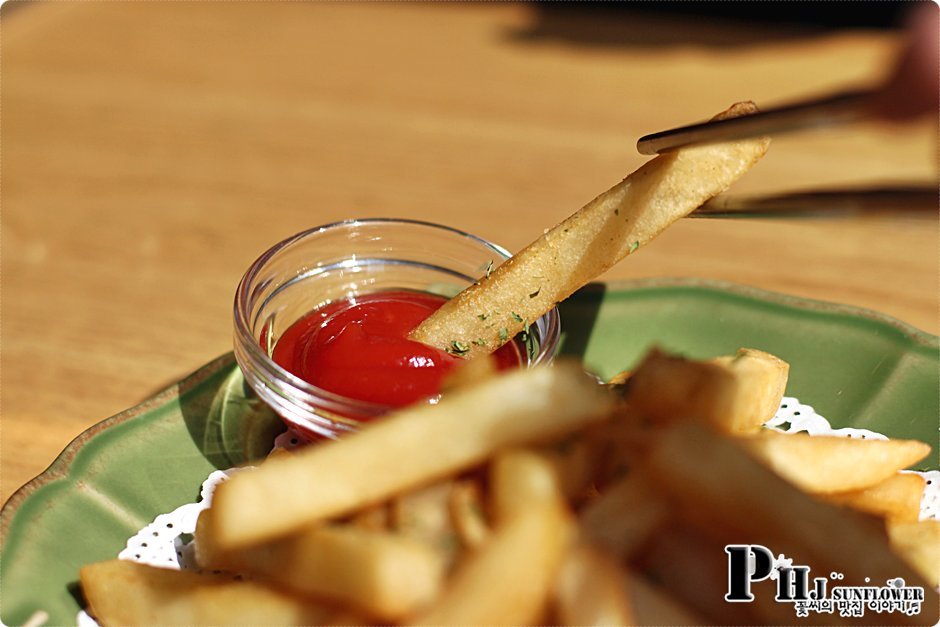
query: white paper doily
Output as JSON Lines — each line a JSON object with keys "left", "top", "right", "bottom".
{"left": 115, "top": 469, "right": 236, "bottom": 571}
{"left": 74, "top": 396, "right": 938, "bottom": 625}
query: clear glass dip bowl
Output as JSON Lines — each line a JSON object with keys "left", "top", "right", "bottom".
{"left": 233, "top": 218, "right": 561, "bottom": 440}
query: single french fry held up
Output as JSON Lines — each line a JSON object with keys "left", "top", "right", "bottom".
{"left": 411, "top": 103, "right": 770, "bottom": 357}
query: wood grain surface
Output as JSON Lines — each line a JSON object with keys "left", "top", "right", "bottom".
{"left": 2, "top": 2, "right": 936, "bottom": 504}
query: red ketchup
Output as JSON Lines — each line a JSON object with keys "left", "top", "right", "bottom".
{"left": 271, "top": 291, "right": 521, "bottom": 412}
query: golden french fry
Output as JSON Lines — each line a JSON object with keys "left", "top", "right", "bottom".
{"left": 645, "top": 421, "right": 938, "bottom": 625}
{"left": 623, "top": 347, "right": 789, "bottom": 434}
{"left": 410, "top": 501, "right": 573, "bottom": 625}
{"left": 627, "top": 568, "right": 704, "bottom": 626}
{"left": 579, "top": 469, "right": 668, "bottom": 560}
{"left": 410, "top": 103, "right": 770, "bottom": 357}
{"left": 199, "top": 520, "right": 445, "bottom": 621}
{"left": 608, "top": 369, "right": 632, "bottom": 386}
{"left": 320, "top": 610, "right": 372, "bottom": 626}
{"left": 208, "top": 361, "right": 612, "bottom": 549}
{"left": 888, "top": 519, "right": 940, "bottom": 588}
{"left": 825, "top": 472, "right": 926, "bottom": 523}
{"left": 448, "top": 479, "right": 490, "bottom": 550}
{"left": 541, "top": 432, "right": 600, "bottom": 503}
{"left": 622, "top": 348, "right": 737, "bottom": 425}
{"left": 265, "top": 447, "right": 294, "bottom": 462}
{"left": 553, "top": 544, "right": 633, "bottom": 625}
{"left": 581, "top": 403, "right": 657, "bottom": 490}
{"left": 410, "top": 444, "right": 573, "bottom": 624}
{"left": 80, "top": 560, "right": 335, "bottom": 626}
{"left": 709, "top": 348, "right": 790, "bottom": 433}
{"left": 193, "top": 505, "right": 244, "bottom": 573}
{"left": 490, "top": 448, "right": 563, "bottom": 523}
{"left": 743, "top": 431, "right": 931, "bottom": 494}
{"left": 392, "top": 480, "right": 460, "bottom": 565}
{"left": 346, "top": 502, "right": 390, "bottom": 532}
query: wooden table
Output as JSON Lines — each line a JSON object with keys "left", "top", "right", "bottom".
{"left": 2, "top": 2, "right": 936, "bottom": 504}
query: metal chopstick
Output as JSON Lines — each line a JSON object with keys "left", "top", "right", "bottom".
{"left": 637, "top": 88, "right": 878, "bottom": 156}
{"left": 690, "top": 186, "right": 937, "bottom": 219}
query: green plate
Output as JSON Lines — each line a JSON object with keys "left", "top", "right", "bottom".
{"left": 2, "top": 279, "right": 937, "bottom": 626}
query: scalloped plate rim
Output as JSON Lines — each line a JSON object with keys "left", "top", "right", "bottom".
{"left": 0, "top": 352, "right": 237, "bottom": 543}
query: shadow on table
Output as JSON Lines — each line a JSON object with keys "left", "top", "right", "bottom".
{"left": 506, "top": 1, "right": 915, "bottom": 50}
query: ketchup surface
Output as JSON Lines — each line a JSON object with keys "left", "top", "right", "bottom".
{"left": 271, "top": 291, "right": 521, "bottom": 410}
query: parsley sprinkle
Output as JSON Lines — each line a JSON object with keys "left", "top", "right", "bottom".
{"left": 478, "top": 313, "right": 488, "bottom": 320}
{"left": 529, "top": 287, "right": 541, "bottom": 299}
{"left": 629, "top": 241, "right": 640, "bottom": 253}
{"left": 450, "top": 341, "right": 470, "bottom": 355}
{"left": 520, "top": 318, "right": 531, "bottom": 343}
{"left": 498, "top": 328, "right": 509, "bottom": 342}
{"left": 511, "top": 312, "right": 523, "bottom": 323}
{"left": 472, "top": 338, "right": 487, "bottom": 346}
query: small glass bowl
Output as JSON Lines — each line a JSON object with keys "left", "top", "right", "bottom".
{"left": 233, "top": 218, "right": 561, "bottom": 440}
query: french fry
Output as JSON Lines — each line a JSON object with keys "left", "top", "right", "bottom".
{"left": 490, "top": 448, "right": 563, "bottom": 522}
{"left": 541, "top": 432, "right": 601, "bottom": 503}
{"left": 198, "top": 520, "right": 445, "bottom": 621}
{"left": 553, "top": 544, "right": 633, "bottom": 624}
{"left": 579, "top": 469, "right": 668, "bottom": 560}
{"left": 392, "top": 480, "right": 460, "bottom": 565}
{"left": 742, "top": 431, "right": 931, "bottom": 494}
{"left": 193, "top": 505, "right": 245, "bottom": 573}
{"left": 709, "top": 348, "right": 790, "bottom": 433}
{"left": 410, "top": 102, "right": 770, "bottom": 357}
{"left": 607, "top": 369, "right": 632, "bottom": 386}
{"left": 448, "top": 479, "right": 490, "bottom": 550}
{"left": 825, "top": 472, "right": 926, "bottom": 523}
{"left": 623, "top": 347, "right": 789, "bottom": 434}
{"left": 887, "top": 519, "right": 940, "bottom": 588}
{"left": 622, "top": 348, "right": 737, "bottom": 425}
{"left": 265, "top": 447, "right": 294, "bottom": 462}
{"left": 580, "top": 403, "right": 656, "bottom": 490}
{"left": 347, "top": 503, "right": 390, "bottom": 532}
{"left": 208, "top": 361, "right": 613, "bottom": 549}
{"left": 410, "top": 474, "right": 573, "bottom": 624}
{"left": 627, "top": 568, "right": 704, "bottom": 626}
{"left": 81, "top": 560, "right": 336, "bottom": 626}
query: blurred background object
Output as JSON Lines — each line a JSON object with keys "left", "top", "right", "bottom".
{"left": 522, "top": 1, "right": 920, "bottom": 40}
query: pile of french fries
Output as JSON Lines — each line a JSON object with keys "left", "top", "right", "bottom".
{"left": 79, "top": 103, "right": 938, "bottom": 624}
{"left": 81, "top": 350, "right": 938, "bottom": 625}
